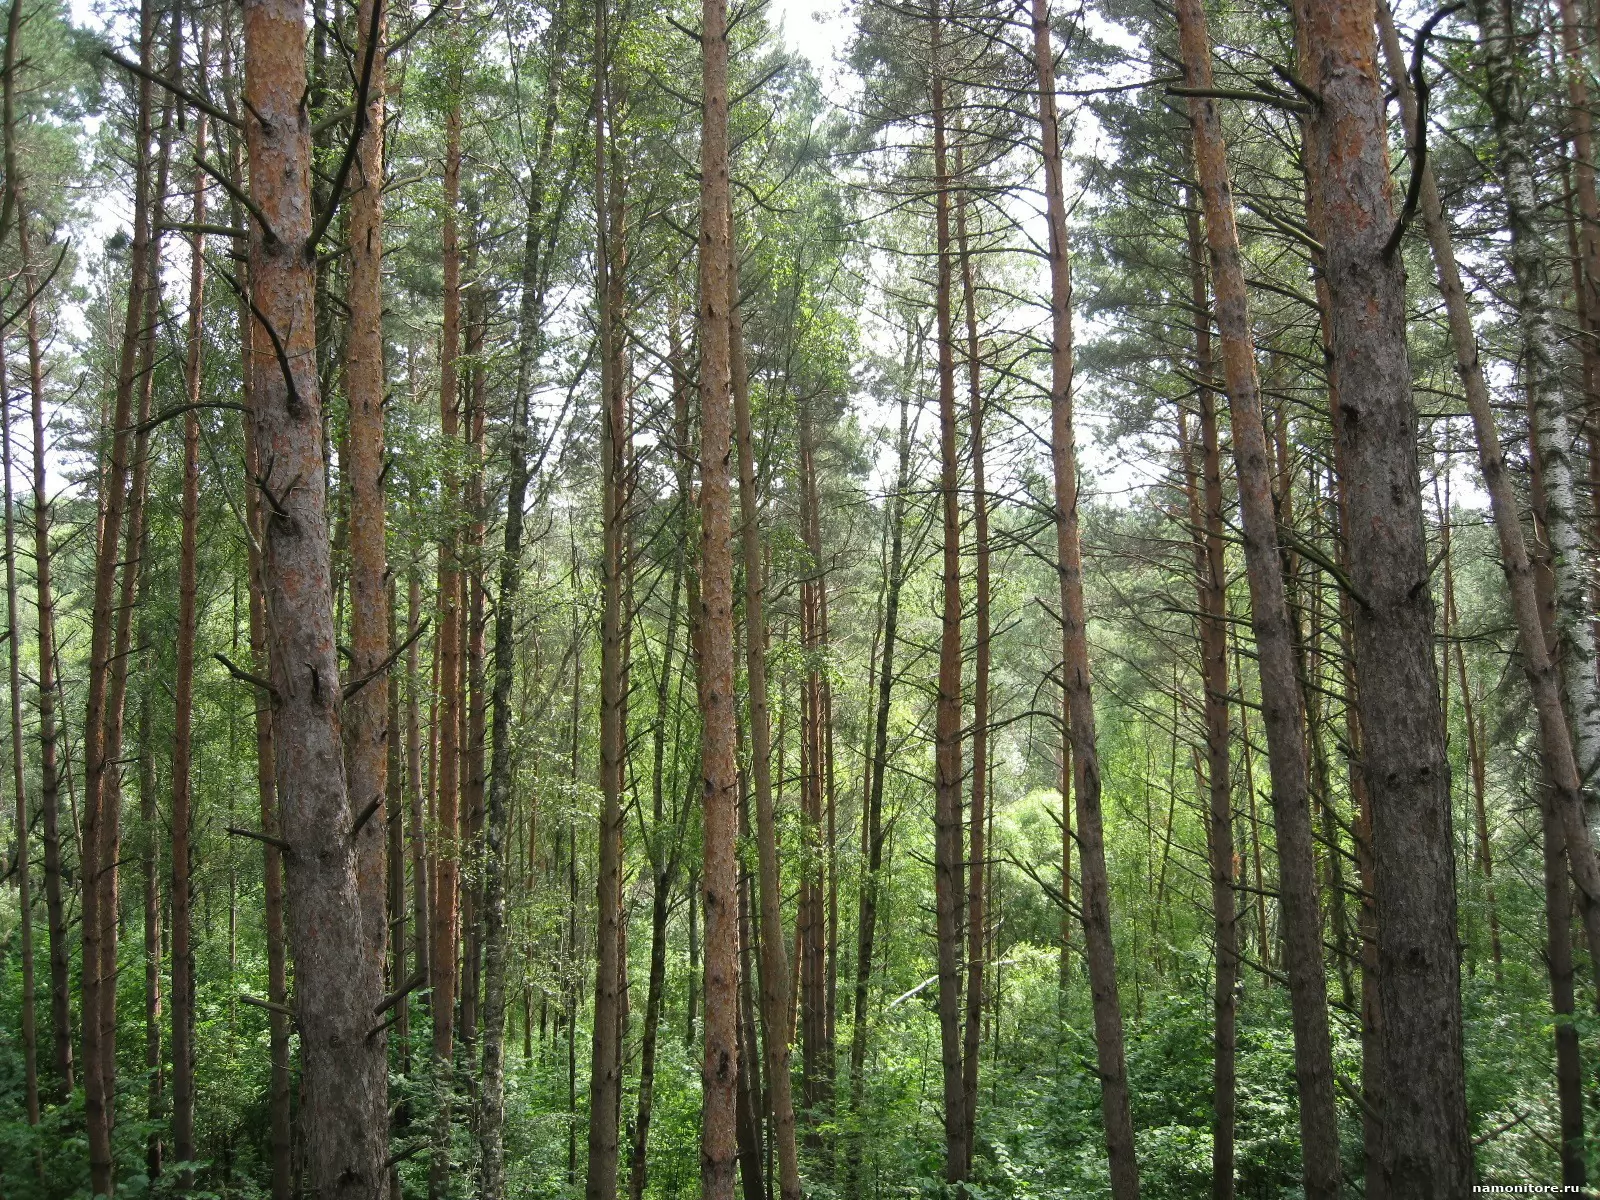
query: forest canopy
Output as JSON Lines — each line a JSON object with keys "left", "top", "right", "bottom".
{"left": 0, "top": 0, "right": 1592, "bottom": 1196}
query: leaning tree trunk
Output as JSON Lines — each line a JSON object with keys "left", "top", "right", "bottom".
{"left": 1033, "top": 1, "right": 1138, "bottom": 1194}
{"left": 1173, "top": 4, "right": 1340, "bottom": 1193}
{"left": 241, "top": 0, "right": 389, "bottom": 1191}
{"left": 696, "top": 0, "right": 741, "bottom": 1184}
{"left": 1298, "top": 2, "right": 1469, "bottom": 1192}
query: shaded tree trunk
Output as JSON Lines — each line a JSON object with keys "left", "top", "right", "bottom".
{"left": 847, "top": 383, "right": 912, "bottom": 1156}
{"left": 19, "top": 200, "right": 70, "bottom": 1103}
{"left": 1, "top": 324, "right": 36, "bottom": 1130}
{"left": 732, "top": 228, "right": 803, "bottom": 1199}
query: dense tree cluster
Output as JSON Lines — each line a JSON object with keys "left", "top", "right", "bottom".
{"left": 0, "top": 0, "right": 1596, "bottom": 1195}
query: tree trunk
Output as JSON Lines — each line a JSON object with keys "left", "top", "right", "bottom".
{"left": 955, "top": 167, "right": 988, "bottom": 1176}
{"left": 345, "top": 0, "right": 391, "bottom": 1070}
{"left": 0, "top": 325, "right": 36, "bottom": 1130}
{"left": 1377, "top": 0, "right": 1600, "bottom": 1001}
{"left": 1555, "top": 0, "right": 1600, "bottom": 592}
{"left": 1472, "top": 0, "right": 1600, "bottom": 833}
{"left": 847, "top": 384, "right": 911, "bottom": 1159}
{"left": 171, "top": 105, "right": 209, "bottom": 1184}
{"left": 797, "top": 397, "right": 832, "bottom": 1143}
{"left": 20, "top": 200, "right": 70, "bottom": 1103}
{"left": 697, "top": 0, "right": 741, "bottom": 1183}
{"left": 1173, "top": 6, "right": 1340, "bottom": 1192}
{"left": 1541, "top": 786, "right": 1586, "bottom": 1188}
{"left": 587, "top": 12, "right": 629, "bottom": 1185}
{"left": 233, "top": 143, "right": 295, "bottom": 1200}
{"left": 631, "top": 304, "right": 696, "bottom": 1200}
{"left": 734, "top": 820, "right": 767, "bottom": 1200}
{"left": 928, "top": 9, "right": 968, "bottom": 1185}
{"left": 728, "top": 233, "right": 805, "bottom": 1200}
{"left": 430, "top": 27, "right": 466, "bottom": 1194}
{"left": 1299, "top": 2, "right": 1469, "bottom": 1191}
{"left": 1179, "top": 190, "right": 1235, "bottom": 1200}
{"left": 81, "top": 8, "right": 162, "bottom": 1189}
{"left": 1032, "top": 2, "right": 1138, "bottom": 1194}
{"left": 480, "top": 33, "right": 568, "bottom": 1195}
{"left": 133, "top": 693, "right": 161, "bottom": 1188}
{"left": 242, "top": 0, "right": 389, "bottom": 1189}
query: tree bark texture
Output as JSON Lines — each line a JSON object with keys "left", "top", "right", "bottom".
{"left": 242, "top": 0, "right": 389, "bottom": 1191}
{"left": 1299, "top": 2, "right": 1469, "bottom": 1192}
{"left": 697, "top": 0, "right": 741, "bottom": 1187}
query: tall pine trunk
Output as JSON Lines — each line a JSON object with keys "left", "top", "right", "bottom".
{"left": 170, "top": 103, "right": 209, "bottom": 1182}
{"left": 1173, "top": 4, "right": 1339, "bottom": 1191}
{"left": 1033, "top": 1, "right": 1138, "bottom": 1193}
{"left": 955, "top": 169, "right": 988, "bottom": 1174}
{"left": 345, "top": 0, "right": 391, "bottom": 1071}
{"left": 928, "top": 9, "right": 969, "bottom": 1183}
{"left": 81, "top": 7, "right": 162, "bottom": 1187}
{"left": 1377, "top": 0, "right": 1600, "bottom": 1010}
{"left": 1179, "top": 191, "right": 1235, "bottom": 1200}
{"left": 20, "top": 199, "right": 70, "bottom": 1102}
{"left": 587, "top": 7, "right": 630, "bottom": 1184}
{"left": 730, "top": 224, "right": 804, "bottom": 1200}
{"left": 696, "top": 0, "right": 741, "bottom": 1182}
{"left": 242, "top": 0, "right": 389, "bottom": 1188}
{"left": 1298, "top": 2, "right": 1468, "bottom": 1190}
{"left": 2, "top": 324, "right": 37, "bottom": 1129}
{"left": 430, "top": 24, "right": 466, "bottom": 1194}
